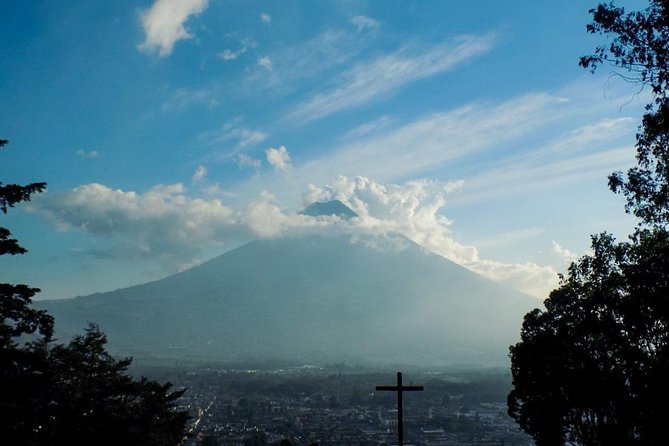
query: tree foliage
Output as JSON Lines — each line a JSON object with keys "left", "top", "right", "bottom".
{"left": 0, "top": 141, "right": 55, "bottom": 444}
{"left": 34, "top": 325, "right": 189, "bottom": 446}
{"left": 509, "top": 2, "right": 669, "bottom": 445}
{"left": 0, "top": 139, "right": 46, "bottom": 216}
{"left": 0, "top": 141, "right": 190, "bottom": 445}
{"left": 581, "top": 0, "right": 669, "bottom": 226}
{"left": 509, "top": 231, "right": 669, "bottom": 445}
{"left": 0, "top": 140, "right": 51, "bottom": 347}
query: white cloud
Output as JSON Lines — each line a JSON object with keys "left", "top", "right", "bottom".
{"left": 219, "top": 48, "right": 245, "bottom": 60}
{"left": 215, "top": 82, "right": 640, "bottom": 299}
{"left": 258, "top": 56, "right": 272, "bottom": 70}
{"left": 242, "top": 27, "right": 374, "bottom": 95}
{"left": 343, "top": 116, "right": 394, "bottom": 140}
{"left": 192, "top": 165, "right": 207, "bottom": 183}
{"left": 31, "top": 183, "right": 243, "bottom": 265}
{"left": 76, "top": 149, "right": 99, "bottom": 158}
{"left": 245, "top": 192, "right": 289, "bottom": 238}
{"left": 288, "top": 34, "right": 496, "bottom": 123}
{"left": 473, "top": 228, "right": 546, "bottom": 251}
{"left": 467, "top": 260, "right": 558, "bottom": 300}
{"left": 244, "top": 191, "right": 340, "bottom": 239}
{"left": 551, "top": 240, "right": 579, "bottom": 267}
{"left": 260, "top": 12, "right": 271, "bottom": 25}
{"left": 542, "top": 117, "right": 635, "bottom": 155}
{"left": 305, "top": 176, "right": 473, "bottom": 261}
{"left": 237, "top": 154, "right": 262, "bottom": 170}
{"left": 350, "top": 15, "right": 380, "bottom": 30}
{"left": 199, "top": 119, "right": 269, "bottom": 160}
{"left": 31, "top": 183, "right": 323, "bottom": 264}
{"left": 302, "top": 175, "right": 557, "bottom": 298}
{"left": 32, "top": 175, "right": 560, "bottom": 298}
{"left": 266, "top": 146, "right": 292, "bottom": 172}
{"left": 35, "top": 78, "right": 642, "bottom": 299}
{"left": 218, "top": 37, "right": 256, "bottom": 61}
{"left": 255, "top": 88, "right": 634, "bottom": 205}
{"left": 291, "top": 93, "right": 564, "bottom": 185}
{"left": 203, "top": 183, "right": 236, "bottom": 198}
{"left": 449, "top": 146, "right": 634, "bottom": 206}
{"left": 225, "top": 78, "right": 640, "bottom": 214}
{"left": 138, "top": 0, "right": 209, "bottom": 57}
{"left": 161, "top": 87, "right": 218, "bottom": 112}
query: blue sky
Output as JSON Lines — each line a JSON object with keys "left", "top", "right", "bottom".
{"left": 1, "top": 0, "right": 648, "bottom": 299}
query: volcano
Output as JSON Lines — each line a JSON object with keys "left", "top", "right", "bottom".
{"left": 40, "top": 203, "right": 540, "bottom": 367}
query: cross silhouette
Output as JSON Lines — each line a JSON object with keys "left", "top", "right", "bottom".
{"left": 375, "top": 372, "right": 424, "bottom": 446}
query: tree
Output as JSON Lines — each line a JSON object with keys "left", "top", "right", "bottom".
{"left": 0, "top": 140, "right": 190, "bottom": 445}
{"left": 509, "top": 231, "right": 669, "bottom": 445}
{"left": 0, "top": 139, "right": 51, "bottom": 347}
{"left": 580, "top": 0, "right": 669, "bottom": 227}
{"left": 35, "top": 325, "right": 190, "bottom": 446}
{"left": 0, "top": 140, "right": 51, "bottom": 346}
{"left": 0, "top": 139, "right": 54, "bottom": 444}
{"left": 508, "top": 2, "right": 669, "bottom": 445}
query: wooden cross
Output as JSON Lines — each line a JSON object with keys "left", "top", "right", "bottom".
{"left": 375, "top": 372, "right": 424, "bottom": 446}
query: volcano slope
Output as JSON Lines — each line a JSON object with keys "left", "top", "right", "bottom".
{"left": 41, "top": 233, "right": 541, "bottom": 367}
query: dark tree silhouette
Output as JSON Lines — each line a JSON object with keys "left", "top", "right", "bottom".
{"left": 0, "top": 140, "right": 50, "bottom": 342}
{"left": 0, "top": 140, "right": 190, "bottom": 445}
{"left": 34, "top": 325, "right": 189, "bottom": 446}
{"left": 509, "top": 231, "right": 669, "bottom": 445}
{"left": 509, "top": 2, "right": 669, "bottom": 445}
{"left": 581, "top": 0, "right": 669, "bottom": 227}
{"left": 0, "top": 139, "right": 53, "bottom": 444}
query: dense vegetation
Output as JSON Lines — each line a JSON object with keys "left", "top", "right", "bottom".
{"left": 0, "top": 140, "right": 190, "bottom": 446}
{"left": 509, "top": 2, "right": 669, "bottom": 445}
